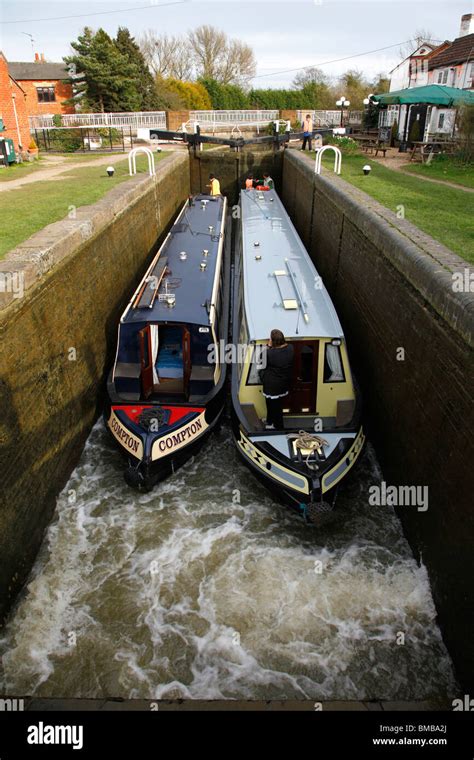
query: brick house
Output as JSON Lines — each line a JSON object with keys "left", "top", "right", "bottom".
{"left": 0, "top": 52, "right": 31, "bottom": 154}
{"left": 8, "top": 54, "right": 75, "bottom": 118}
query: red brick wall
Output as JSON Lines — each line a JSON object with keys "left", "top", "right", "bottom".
{"left": 167, "top": 110, "right": 190, "bottom": 131}
{"left": 0, "top": 54, "right": 31, "bottom": 154}
{"left": 18, "top": 79, "right": 75, "bottom": 116}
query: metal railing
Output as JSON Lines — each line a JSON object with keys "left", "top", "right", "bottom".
{"left": 29, "top": 111, "right": 167, "bottom": 130}
{"left": 189, "top": 109, "right": 279, "bottom": 127}
{"left": 297, "top": 109, "right": 363, "bottom": 127}
{"left": 297, "top": 110, "right": 342, "bottom": 127}
{"left": 347, "top": 110, "right": 363, "bottom": 124}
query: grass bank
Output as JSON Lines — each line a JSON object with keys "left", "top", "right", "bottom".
{"left": 314, "top": 151, "right": 474, "bottom": 263}
{"left": 0, "top": 153, "right": 169, "bottom": 259}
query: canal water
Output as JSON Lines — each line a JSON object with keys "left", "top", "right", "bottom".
{"left": 0, "top": 421, "right": 456, "bottom": 700}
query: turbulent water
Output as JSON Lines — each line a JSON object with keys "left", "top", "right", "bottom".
{"left": 0, "top": 420, "right": 456, "bottom": 700}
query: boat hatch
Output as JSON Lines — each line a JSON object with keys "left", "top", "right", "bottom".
{"left": 273, "top": 259, "right": 309, "bottom": 322}
{"left": 114, "top": 322, "right": 215, "bottom": 402}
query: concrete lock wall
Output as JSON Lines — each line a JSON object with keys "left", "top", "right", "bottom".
{"left": 0, "top": 152, "right": 190, "bottom": 621}
{"left": 281, "top": 149, "right": 474, "bottom": 689}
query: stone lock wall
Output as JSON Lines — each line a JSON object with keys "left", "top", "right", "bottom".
{"left": 281, "top": 149, "right": 474, "bottom": 689}
{"left": 0, "top": 152, "right": 190, "bottom": 621}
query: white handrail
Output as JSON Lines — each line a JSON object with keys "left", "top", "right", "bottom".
{"left": 314, "top": 145, "right": 342, "bottom": 175}
{"left": 128, "top": 147, "right": 155, "bottom": 177}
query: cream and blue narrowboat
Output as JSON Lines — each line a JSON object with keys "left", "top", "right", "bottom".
{"left": 105, "top": 194, "right": 229, "bottom": 490}
{"left": 231, "top": 188, "right": 365, "bottom": 524}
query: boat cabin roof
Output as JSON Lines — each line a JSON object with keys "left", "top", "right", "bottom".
{"left": 122, "top": 194, "right": 225, "bottom": 328}
{"left": 240, "top": 189, "right": 344, "bottom": 341}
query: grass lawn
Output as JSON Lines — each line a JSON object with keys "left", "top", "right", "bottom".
{"left": 402, "top": 157, "right": 474, "bottom": 189}
{"left": 0, "top": 153, "right": 169, "bottom": 259}
{"left": 316, "top": 151, "right": 474, "bottom": 263}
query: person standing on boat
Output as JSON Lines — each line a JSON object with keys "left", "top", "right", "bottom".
{"left": 245, "top": 174, "right": 255, "bottom": 190}
{"left": 301, "top": 114, "right": 313, "bottom": 151}
{"left": 261, "top": 329, "right": 294, "bottom": 430}
{"left": 207, "top": 174, "right": 221, "bottom": 196}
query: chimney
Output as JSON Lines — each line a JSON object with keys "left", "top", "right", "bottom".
{"left": 34, "top": 52, "right": 39, "bottom": 62}
{"left": 459, "top": 13, "right": 474, "bottom": 37}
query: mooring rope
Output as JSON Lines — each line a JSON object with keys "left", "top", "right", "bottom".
{"left": 289, "top": 430, "right": 329, "bottom": 465}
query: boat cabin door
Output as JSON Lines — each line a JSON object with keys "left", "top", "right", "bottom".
{"left": 139, "top": 325, "right": 154, "bottom": 399}
{"left": 285, "top": 340, "right": 318, "bottom": 414}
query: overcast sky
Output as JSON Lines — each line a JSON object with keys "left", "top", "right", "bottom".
{"left": 0, "top": 0, "right": 470, "bottom": 87}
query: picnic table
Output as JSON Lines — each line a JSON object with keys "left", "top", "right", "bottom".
{"left": 353, "top": 135, "right": 389, "bottom": 157}
{"left": 409, "top": 140, "right": 457, "bottom": 164}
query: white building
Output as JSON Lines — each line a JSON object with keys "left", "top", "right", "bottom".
{"left": 389, "top": 42, "right": 443, "bottom": 92}
{"left": 381, "top": 14, "right": 474, "bottom": 142}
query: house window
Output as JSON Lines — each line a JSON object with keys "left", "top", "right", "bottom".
{"left": 438, "top": 113, "right": 445, "bottom": 129}
{"left": 36, "top": 86, "right": 56, "bottom": 103}
{"left": 442, "top": 70, "right": 448, "bottom": 84}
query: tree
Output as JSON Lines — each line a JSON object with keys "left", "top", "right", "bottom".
{"left": 457, "top": 104, "right": 474, "bottom": 163}
{"left": 115, "top": 27, "right": 159, "bottom": 110}
{"left": 371, "top": 73, "right": 390, "bottom": 94}
{"left": 337, "top": 69, "right": 370, "bottom": 110}
{"left": 65, "top": 27, "right": 140, "bottom": 112}
{"left": 164, "top": 79, "right": 212, "bottom": 109}
{"left": 154, "top": 76, "right": 186, "bottom": 110}
{"left": 188, "top": 25, "right": 256, "bottom": 86}
{"left": 399, "top": 28, "right": 436, "bottom": 60}
{"left": 292, "top": 67, "right": 329, "bottom": 89}
{"left": 200, "top": 78, "right": 249, "bottom": 109}
{"left": 140, "top": 31, "right": 194, "bottom": 80}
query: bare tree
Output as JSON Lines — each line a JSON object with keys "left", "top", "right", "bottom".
{"left": 188, "top": 25, "right": 227, "bottom": 80}
{"left": 398, "top": 28, "right": 438, "bottom": 60}
{"left": 140, "top": 31, "right": 194, "bottom": 80}
{"left": 188, "top": 25, "right": 256, "bottom": 85}
{"left": 221, "top": 39, "right": 256, "bottom": 86}
{"left": 292, "top": 67, "right": 329, "bottom": 89}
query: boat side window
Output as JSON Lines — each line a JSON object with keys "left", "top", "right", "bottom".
{"left": 324, "top": 343, "right": 345, "bottom": 383}
{"left": 246, "top": 345, "right": 266, "bottom": 385}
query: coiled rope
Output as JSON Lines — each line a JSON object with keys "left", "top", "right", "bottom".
{"left": 289, "top": 430, "right": 329, "bottom": 465}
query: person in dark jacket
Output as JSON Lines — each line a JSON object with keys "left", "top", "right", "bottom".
{"left": 261, "top": 329, "right": 294, "bottom": 430}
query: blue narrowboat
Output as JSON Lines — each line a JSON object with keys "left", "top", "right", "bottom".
{"left": 105, "top": 194, "right": 229, "bottom": 490}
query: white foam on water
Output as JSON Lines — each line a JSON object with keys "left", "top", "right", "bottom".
{"left": 0, "top": 420, "right": 457, "bottom": 700}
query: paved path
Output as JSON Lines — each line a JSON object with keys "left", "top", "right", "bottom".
{"left": 0, "top": 153, "right": 131, "bottom": 193}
